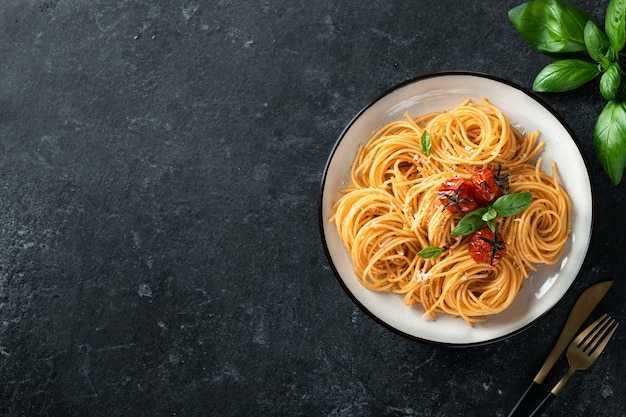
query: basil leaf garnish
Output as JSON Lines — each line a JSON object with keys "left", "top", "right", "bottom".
{"left": 420, "top": 130, "right": 432, "bottom": 156}
{"left": 594, "top": 101, "right": 626, "bottom": 185}
{"left": 584, "top": 20, "right": 613, "bottom": 65}
{"left": 450, "top": 193, "right": 531, "bottom": 238}
{"left": 508, "top": 0, "right": 593, "bottom": 56}
{"left": 606, "top": 0, "right": 626, "bottom": 52}
{"left": 492, "top": 192, "right": 532, "bottom": 217}
{"left": 417, "top": 246, "right": 444, "bottom": 259}
{"left": 532, "top": 59, "right": 601, "bottom": 92}
{"left": 482, "top": 207, "right": 498, "bottom": 222}
{"left": 600, "top": 63, "right": 622, "bottom": 101}
{"left": 452, "top": 208, "right": 488, "bottom": 236}
{"left": 507, "top": 0, "right": 626, "bottom": 184}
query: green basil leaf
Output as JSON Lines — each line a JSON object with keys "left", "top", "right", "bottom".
{"left": 584, "top": 20, "right": 612, "bottom": 64}
{"left": 594, "top": 101, "right": 626, "bottom": 185}
{"left": 492, "top": 192, "right": 532, "bottom": 217}
{"left": 420, "top": 130, "right": 432, "bottom": 156}
{"left": 482, "top": 207, "right": 498, "bottom": 222}
{"left": 600, "top": 62, "right": 622, "bottom": 101}
{"left": 452, "top": 208, "right": 488, "bottom": 236}
{"left": 508, "top": 0, "right": 594, "bottom": 56}
{"left": 532, "top": 59, "right": 600, "bottom": 92}
{"left": 417, "top": 246, "right": 444, "bottom": 259}
{"left": 606, "top": 0, "right": 626, "bottom": 52}
{"left": 486, "top": 218, "right": 496, "bottom": 232}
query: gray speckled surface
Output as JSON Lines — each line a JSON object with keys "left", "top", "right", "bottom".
{"left": 0, "top": 1, "right": 624, "bottom": 416}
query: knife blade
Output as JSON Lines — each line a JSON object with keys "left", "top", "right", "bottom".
{"left": 507, "top": 280, "right": 613, "bottom": 417}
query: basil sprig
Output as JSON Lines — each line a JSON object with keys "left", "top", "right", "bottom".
{"left": 452, "top": 192, "right": 532, "bottom": 236}
{"left": 509, "top": 0, "right": 626, "bottom": 185}
{"left": 417, "top": 192, "right": 532, "bottom": 259}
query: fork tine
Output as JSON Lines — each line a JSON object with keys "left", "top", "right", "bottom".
{"left": 588, "top": 319, "right": 618, "bottom": 357}
{"left": 573, "top": 314, "right": 607, "bottom": 344}
{"left": 575, "top": 314, "right": 612, "bottom": 353}
{"left": 575, "top": 314, "right": 617, "bottom": 356}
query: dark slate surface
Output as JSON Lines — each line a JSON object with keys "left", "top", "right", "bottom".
{"left": 0, "top": 1, "right": 624, "bottom": 416}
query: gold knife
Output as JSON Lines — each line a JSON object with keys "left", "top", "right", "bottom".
{"left": 507, "top": 280, "right": 613, "bottom": 417}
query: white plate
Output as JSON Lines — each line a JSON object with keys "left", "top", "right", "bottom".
{"left": 318, "top": 72, "right": 594, "bottom": 346}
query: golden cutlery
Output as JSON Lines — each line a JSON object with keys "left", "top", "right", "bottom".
{"left": 507, "top": 280, "right": 613, "bottom": 416}
{"left": 528, "top": 314, "right": 619, "bottom": 416}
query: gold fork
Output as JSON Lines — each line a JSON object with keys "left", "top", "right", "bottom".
{"left": 529, "top": 314, "right": 619, "bottom": 417}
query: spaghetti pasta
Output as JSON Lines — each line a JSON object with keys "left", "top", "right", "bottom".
{"left": 330, "top": 98, "right": 571, "bottom": 324}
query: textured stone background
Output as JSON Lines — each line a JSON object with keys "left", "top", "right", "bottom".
{"left": 0, "top": 1, "right": 624, "bottom": 416}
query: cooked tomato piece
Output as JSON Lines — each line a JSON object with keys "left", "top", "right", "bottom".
{"left": 438, "top": 177, "right": 478, "bottom": 214}
{"left": 471, "top": 165, "right": 508, "bottom": 206}
{"left": 468, "top": 226, "right": 506, "bottom": 267}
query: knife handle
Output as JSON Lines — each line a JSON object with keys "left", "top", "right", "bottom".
{"left": 507, "top": 381, "right": 543, "bottom": 417}
{"left": 528, "top": 392, "right": 555, "bottom": 417}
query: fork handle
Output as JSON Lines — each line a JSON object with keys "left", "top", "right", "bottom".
{"left": 528, "top": 367, "right": 575, "bottom": 416}
{"left": 507, "top": 381, "right": 543, "bottom": 417}
{"left": 528, "top": 392, "right": 555, "bottom": 417}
